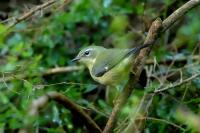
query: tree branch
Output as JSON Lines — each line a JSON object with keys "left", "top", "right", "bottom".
{"left": 146, "top": 55, "right": 200, "bottom": 64}
{"left": 103, "top": 18, "right": 162, "bottom": 133}
{"left": 0, "top": 66, "right": 83, "bottom": 83}
{"left": 103, "top": 0, "right": 200, "bottom": 132}
{"left": 20, "top": 91, "right": 102, "bottom": 133}
{"left": 154, "top": 72, "right": 200, "bottom": 93}
{"left": 1, "top": 0, "right": 71, "bottom": 32}
{"left": 136, "top": 116, "right": 185, "bottom": 131}
{"left": 43, "top": 66, "right": 84, "bottom": 75}
{"left": 162, "top": 0, "right": 200, "bottom": 31}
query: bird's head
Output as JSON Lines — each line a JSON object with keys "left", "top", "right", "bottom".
{"left": 72, "top": 46, "right": 105, "bottom": 69}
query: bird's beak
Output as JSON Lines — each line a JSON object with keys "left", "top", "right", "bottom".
{"left": 71, "top": 56, "right": 81, "bottom": 62}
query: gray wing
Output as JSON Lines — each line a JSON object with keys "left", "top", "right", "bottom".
{"left": 91, "top": 44, "right": 149, "bottom": 77}
{"left": 91, "top": 49, "right": 131, "bottom": 77}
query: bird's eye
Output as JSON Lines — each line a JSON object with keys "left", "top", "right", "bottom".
{"left": 84, "top": 50, "right": 90, "bottom": 56}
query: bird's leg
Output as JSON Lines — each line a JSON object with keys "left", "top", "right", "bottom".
{"left": 106, "top": 86, "right": 120, "bottom": 106}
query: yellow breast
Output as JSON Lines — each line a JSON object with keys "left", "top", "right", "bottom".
{"left": 90, "top": 57, "right": 132, "bottom": 86}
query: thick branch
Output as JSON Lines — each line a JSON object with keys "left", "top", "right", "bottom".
{"left": 22, "top": 91, "right": 102, "bottom": 133}
{"left": 162, "top": 0, "right": 200, "bottom": 31}
{"left": 103, "top": 19, "right": 162, "bottom": 133}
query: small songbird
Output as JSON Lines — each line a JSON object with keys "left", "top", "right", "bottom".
{"left": 72, "top": 44, "right": 149, "bottom": 104}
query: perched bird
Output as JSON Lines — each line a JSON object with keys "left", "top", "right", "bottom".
{"left": 72, "top": 44, "right": 150, "bottom": 104}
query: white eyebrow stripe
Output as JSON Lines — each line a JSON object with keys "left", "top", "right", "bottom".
{"left": 85, "top": 48, "right": 93, "bottom": 52}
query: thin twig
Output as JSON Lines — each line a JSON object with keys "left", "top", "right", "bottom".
{"left": 7, "top": 0, "right": 56, "bottom": 30}
{"left": 43, "top": 66, "right": 84, "bottom": 75}
{"left": 0, "top": 66, "right": 83, "bottom": 83}
{"left": 146, "top": 55, "right": 200, "bottom": 64}
{"left": 136, "top": 117, "right": 185, "bottom": 131}
{"left": 154, "top": 72, "right": 200, "bottom": 93}
{"left": 1, "top": 0, "right": 71, "bottom": 33}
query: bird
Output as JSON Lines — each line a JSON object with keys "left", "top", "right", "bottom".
{"left": 72, "top": 44, "right": 150, "bottom": 104}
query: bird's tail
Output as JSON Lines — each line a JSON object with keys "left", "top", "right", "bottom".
{"left": 128, "top": 43, "right": 152, "bottom": 55}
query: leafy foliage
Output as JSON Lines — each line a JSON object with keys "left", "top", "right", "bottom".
{"left": 0, "top": 0, "right": 200, "bottom": 132}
